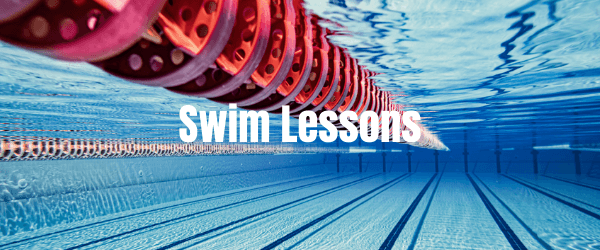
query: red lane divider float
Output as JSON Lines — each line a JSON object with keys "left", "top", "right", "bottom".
{"left": 0, "top": 0, "right": 448, "bottom": 150}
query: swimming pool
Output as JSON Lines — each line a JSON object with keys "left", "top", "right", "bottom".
{"left": 1, "top": 0, "right": 600, "bottom": 249}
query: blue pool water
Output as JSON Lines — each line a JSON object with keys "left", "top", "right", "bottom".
{"left": 2, "top": 0, "right": 600, "bottom": 249}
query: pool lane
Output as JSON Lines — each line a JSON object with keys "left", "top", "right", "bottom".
{"left": 478, "top": 174, "right": 600, "bottom": 249}
{"left": 380, "top": 173, "right": 438, "bottom": 250}
{"left": 152, "top": 174, "right": 408, "bottom": 249}
{"left": 205, "top": 173, "right": 433, "bottom": 250}
{"left": 466, "top": 174, "right": 527, "bottom": 250}
{"left": 406, "top": 173, "right": 444, "bottom": 250}
{"left": 542, "top": 175, "right": 600, "bottom": 190}
{"left": 512, "top": 174, "right": 600, "bottom": 211}
{"left": 294, "top": 173, "right": 436, "bottom": 250}
{"left": 503, "top": 175, "right": 600, "bottom": 221}
{"left": 86, "top": 173, "right": 385, "bottom": 249}
{"left": 412, "top": 172, "right": 514, "bottom": 250}
{"left": 473, "top": 174, "right": 552, "bottom": 250}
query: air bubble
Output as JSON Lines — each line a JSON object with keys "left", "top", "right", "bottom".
{"left": 18, "top": 179, "right": 28, "bottom": 189}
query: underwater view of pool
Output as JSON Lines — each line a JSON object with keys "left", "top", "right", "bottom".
{"left": 1, "top": 0, "right": 600, "bottom": 249}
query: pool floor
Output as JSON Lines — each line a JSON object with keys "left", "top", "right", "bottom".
{"left": 2, "top": 172, "right": 600, "bottom": 249}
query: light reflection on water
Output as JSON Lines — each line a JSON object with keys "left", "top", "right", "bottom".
{"left": 0, "top": 0, "right": 599, "bottom": 148}
{"left": 307, "top": 0, "right": 600, "bottom": 146}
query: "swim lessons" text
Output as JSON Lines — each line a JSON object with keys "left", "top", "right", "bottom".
{"left": 179, "top": 104, "right": 421, "bottom": 143}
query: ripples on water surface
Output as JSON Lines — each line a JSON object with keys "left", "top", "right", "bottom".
{"left": 1, "top": 0, "right": 600, "bottom": 147}
{"left": 306, "top": 0, "right": 600, "bottom": 146}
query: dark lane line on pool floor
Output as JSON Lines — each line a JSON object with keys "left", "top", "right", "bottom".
{"left": 282, "top": 174, "right": 418, "bottom": 250}
{"left": 406, "top": 172, "right": 444, "bottom": 250}
{"left": 1, "top": 173, "right": 348, "bottom": 248}
{"left": 503, "top": 174, "right": 600, "bottom": 221}
{"left": 176, "top": 176, "right": 417, "bottom": 250}
{"left": 468, "top": 174, "right": 528, "bottom": 250}
{"left": 379, "top": 173, "right": 438, "bottom": 250}
{"left": 261, "top": 173, "right": 419, "bottom": 250}
{"left": 474, "top": 174, "right": 553, "bottom": 250}
{"left": 509, "top": 175, "right": 600, "bottom": 211}
{"left": 541, "top": 175, "right": 600, "bottom": 192}
{"left": 127, "top": 174, "right": 385, "bottom": 250}
{"left": 63, "top": 173, "right": 377, "bottom": 250}
{"left": 177, "top": 176, "right": 413, "bottom": 249}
